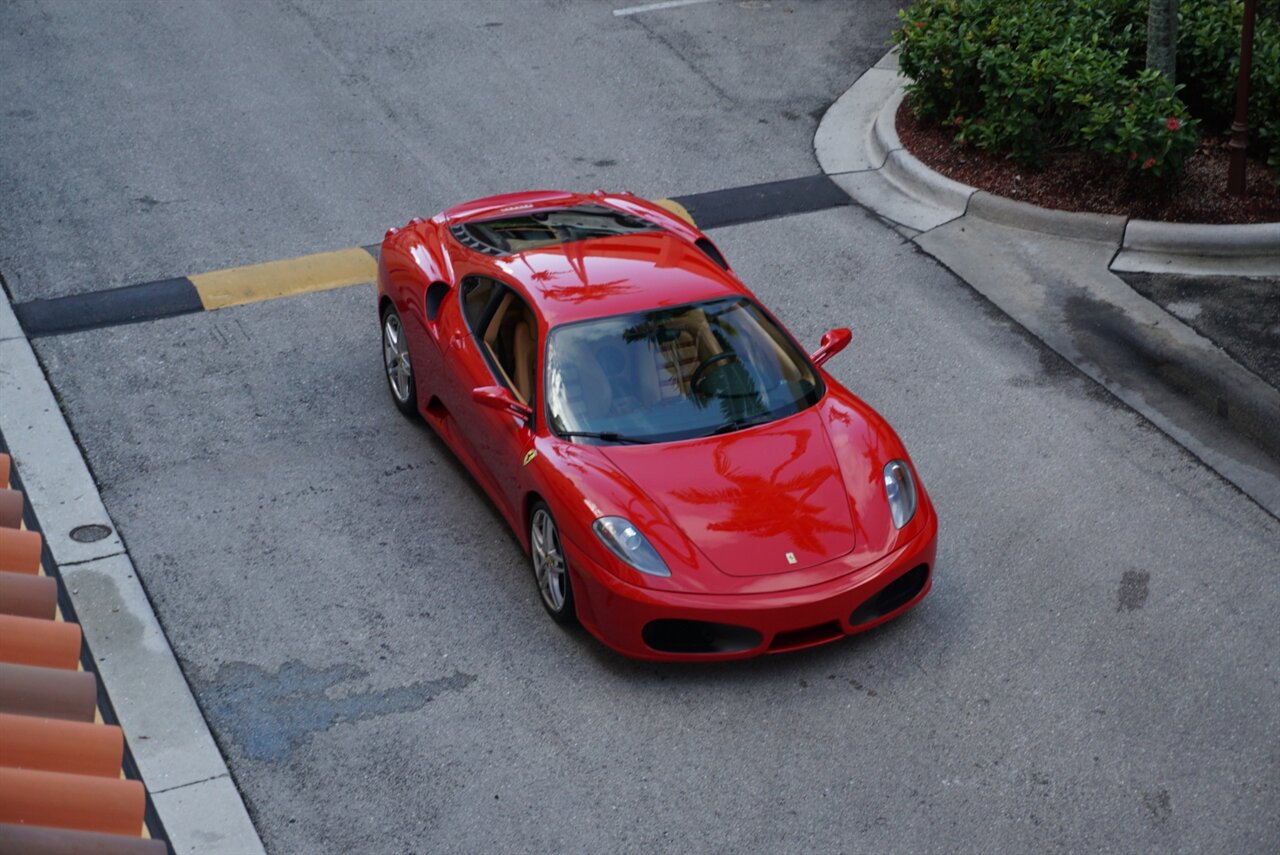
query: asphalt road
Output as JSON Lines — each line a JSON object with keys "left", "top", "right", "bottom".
{"left": 5, "top": 2, "right": 1279, "bottom": 853}
{"left": 1120, "top": 271, "right": 1280, "bottom": 391}
{"left": 1, "top": 0, "right": 889, "bottom": 300}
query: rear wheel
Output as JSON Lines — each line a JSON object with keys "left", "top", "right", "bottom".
{"left": 530, "top": 502, "right": 575, "bottom": 624}
{"left": 381, "top": 303, "right": 418, "bottom": 418}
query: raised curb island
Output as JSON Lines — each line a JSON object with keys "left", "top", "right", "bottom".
{"left": 819, "top": 50, "right": 1280, "bottom": 277}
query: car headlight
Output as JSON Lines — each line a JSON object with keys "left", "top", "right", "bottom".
{"left": 883, "top": 459, "right": 918, "bottom": 529}
{"left": 592, "top": 517, "right": 671, "bottom": 577}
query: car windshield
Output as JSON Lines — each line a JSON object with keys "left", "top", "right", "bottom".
{"left": 545, "top": 297, "right": 822, "bottom": 444}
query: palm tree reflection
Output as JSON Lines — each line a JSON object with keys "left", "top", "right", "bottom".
{"left": 539, "top": 279, "right": 635, "bottom": 304}
{"left": 669, "top": 429, "right": 850, "bottom": 553}
{"left": 515, "top": 241, "right": 638, "bottom": 304}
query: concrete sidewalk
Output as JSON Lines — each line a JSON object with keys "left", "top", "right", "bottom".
{"left": 816, "top": 51, "right": 1280, "bottom": 519}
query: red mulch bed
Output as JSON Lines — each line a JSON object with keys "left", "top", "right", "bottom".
{"left": 896, "top": 99, "right": 1280, "bottom": 224}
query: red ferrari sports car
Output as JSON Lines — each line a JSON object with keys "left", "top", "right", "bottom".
{"left": 377, "top": 190, "right": 937, "bottom": 661}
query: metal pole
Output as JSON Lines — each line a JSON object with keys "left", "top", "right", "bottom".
{"left": 1227, "top": 0, "right": 1258, "bottom": 196}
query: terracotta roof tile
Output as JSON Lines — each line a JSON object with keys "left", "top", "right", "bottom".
{"left": 0, "top": 528, "right": 42, "bottom": 574}
{"left": 0, "top": 453, "right": 170, "bottom": 850}
{"left": 0, "top": 489, "right": 22, "bottom": 529}
{"left": 0, "top": 614, "right": 83, "bottom": 670}
{"left": 0, "top": 823, "right": 168, "bottom": 855}
{"left": 0, "top": 662, "right": 98, "bottom": 722}
{"left": 0, "top": 767, "right": 145, "bottom": 835}
{"left": 0, "top": 713, "right": 125, "bottom": 778}
{"left": 0, "top": 572, "right": 57, "bottom": 620}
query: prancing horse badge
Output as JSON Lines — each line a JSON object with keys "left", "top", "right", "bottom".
{"left": 785, "top": 552, "right": 797, "bottom": 565}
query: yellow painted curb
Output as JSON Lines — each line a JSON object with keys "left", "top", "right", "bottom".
{"left": 190, "top": 248, "right": 378, "bottom": 310}
{"left": 651, "top": 198, "right": 697, "bottom": 228}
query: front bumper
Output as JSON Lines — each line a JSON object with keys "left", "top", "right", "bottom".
{"left": 564, "top": 511, "right": 938, "bottom": 662}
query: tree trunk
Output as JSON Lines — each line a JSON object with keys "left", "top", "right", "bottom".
{"left": 1147, "top": 0, "right": 1179, "bottom": 81}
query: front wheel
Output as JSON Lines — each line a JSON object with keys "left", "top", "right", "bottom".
{"left": 381, "top": 304, "right": 418, "bottom": 418}
{"left": 529, "top": 502, "right": 575, "bottom": 625}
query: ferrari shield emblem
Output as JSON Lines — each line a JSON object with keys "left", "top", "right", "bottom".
{"left": 522, "top": 449, "right": 537, "bottom": 467}
{"left": 785, "top": 552, "right": 797, "bottom": 565}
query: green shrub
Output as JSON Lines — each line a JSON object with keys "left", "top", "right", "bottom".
{"left": 893, "top": 0, "right": 1198, "bottom": 176}
{"left": 1180, "top": 0, "right": 1280, "bottom": 175}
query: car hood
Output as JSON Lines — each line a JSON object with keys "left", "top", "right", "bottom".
{"left": 600, "top": 408, "right": 856, "bottom": 576}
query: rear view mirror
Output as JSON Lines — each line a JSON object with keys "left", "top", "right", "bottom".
{"left": 472, "top": 386, "right": 533, "bottom": 422}
{"left": 810, "top": 328, "right": 852, "bottom": 367}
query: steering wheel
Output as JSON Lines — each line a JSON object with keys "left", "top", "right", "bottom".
{"left": 689, "top": 351, "right": 741, "bottom": 393}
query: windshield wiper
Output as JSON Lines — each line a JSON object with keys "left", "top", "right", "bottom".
{"left": 709, "top": 416, "right": 772, "bottom": 436}
{"left": 557, "top": 430, "right": 651, "bottom": 445}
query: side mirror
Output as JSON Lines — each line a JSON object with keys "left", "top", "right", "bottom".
{"left": 472, "top": 386, "right": 533, "bottom": 423}
{"left": 810, "top": 328, "right": 852, "bottom": 367}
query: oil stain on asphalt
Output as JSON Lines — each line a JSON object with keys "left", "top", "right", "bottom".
{"left": 204, "top": 660, "right": 475, "bottom": 762}
{"left": 1142, "top": 787, "right": 1173, "bottom": 825}
{"left": 1117, "top": 570, "right": 1150, "bottom": 612}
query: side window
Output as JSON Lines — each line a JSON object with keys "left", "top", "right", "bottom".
{"left": 461, "top": 277, "right": 499, "bottom": 331}
{"left": 481, "top": 291, "right": 539, "bottom": 407}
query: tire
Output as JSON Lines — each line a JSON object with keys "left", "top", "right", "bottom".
{"left": 381, "top": 303, "right": 418, "bottom": 418}
{"left": 529, "top": 501, "right": 576, "bottom": 625}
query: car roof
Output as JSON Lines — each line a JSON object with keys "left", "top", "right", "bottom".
{"left": 443, "top": 194, "right": 746, "bottom": 328}
{"left": 493, "top": 232, "right": 744, "bottom": 327}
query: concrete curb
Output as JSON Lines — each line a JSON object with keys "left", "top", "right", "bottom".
{"left": 1124, "top": 219, "right": 1280, "bottom": 256}
{"left": 814, "top": 68, "right": 901, "bottom": 174}
{"left": 1109, "top": 250, "right": 1280, "bottom": 277}
{"left": 0, "top": 292, "right": 265, "bottom": 855}
{"left": 968, "top": 192, "right": 1127, "bottom": 243}
{"left": 815, "top": 49, "right": 1280, "bottom": 518}
{"left": 1114, "top": 220, "right": 1280, "bottom": 276}
{"left": 819, "top": 71, "right": 969, "bottom": 233}
{"left": 868, "top": 87, "right": 904, "bottom": 167}
{"left": 869, "top": 89, "right": 978, "bottom": 214}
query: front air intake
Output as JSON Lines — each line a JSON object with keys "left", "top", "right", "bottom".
{"left": 850, "top": 564, "right": 929, "bottom": 628}
{"left": 768, "top": 621, "right": 844, "bottom": 652}
{"left": 642, "top": 619, "right": 762, "bottom": 654}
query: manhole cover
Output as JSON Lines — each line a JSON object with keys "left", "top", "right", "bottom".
{"left": 70, "top": 524, "right": 113, "bottom": 543}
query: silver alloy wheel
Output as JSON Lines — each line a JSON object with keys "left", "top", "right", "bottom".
{"left": 531, "top": 507, "right": 567, "bottom": 612}
{"left": 383, "top": 313, "right": 412, "bottom": 403}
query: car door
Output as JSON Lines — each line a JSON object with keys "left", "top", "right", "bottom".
{"left": 448, "top": 276, "right": 540, "bottom": 526}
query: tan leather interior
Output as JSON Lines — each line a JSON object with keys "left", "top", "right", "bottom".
{"left": 652, "top": 309, "right": 722, "bottom": 398}
{"left": 511, "top": 316, "right": 535, "bottom": 403}
{"left": 483, "top": 292, "right": 538, "bottom": 404}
